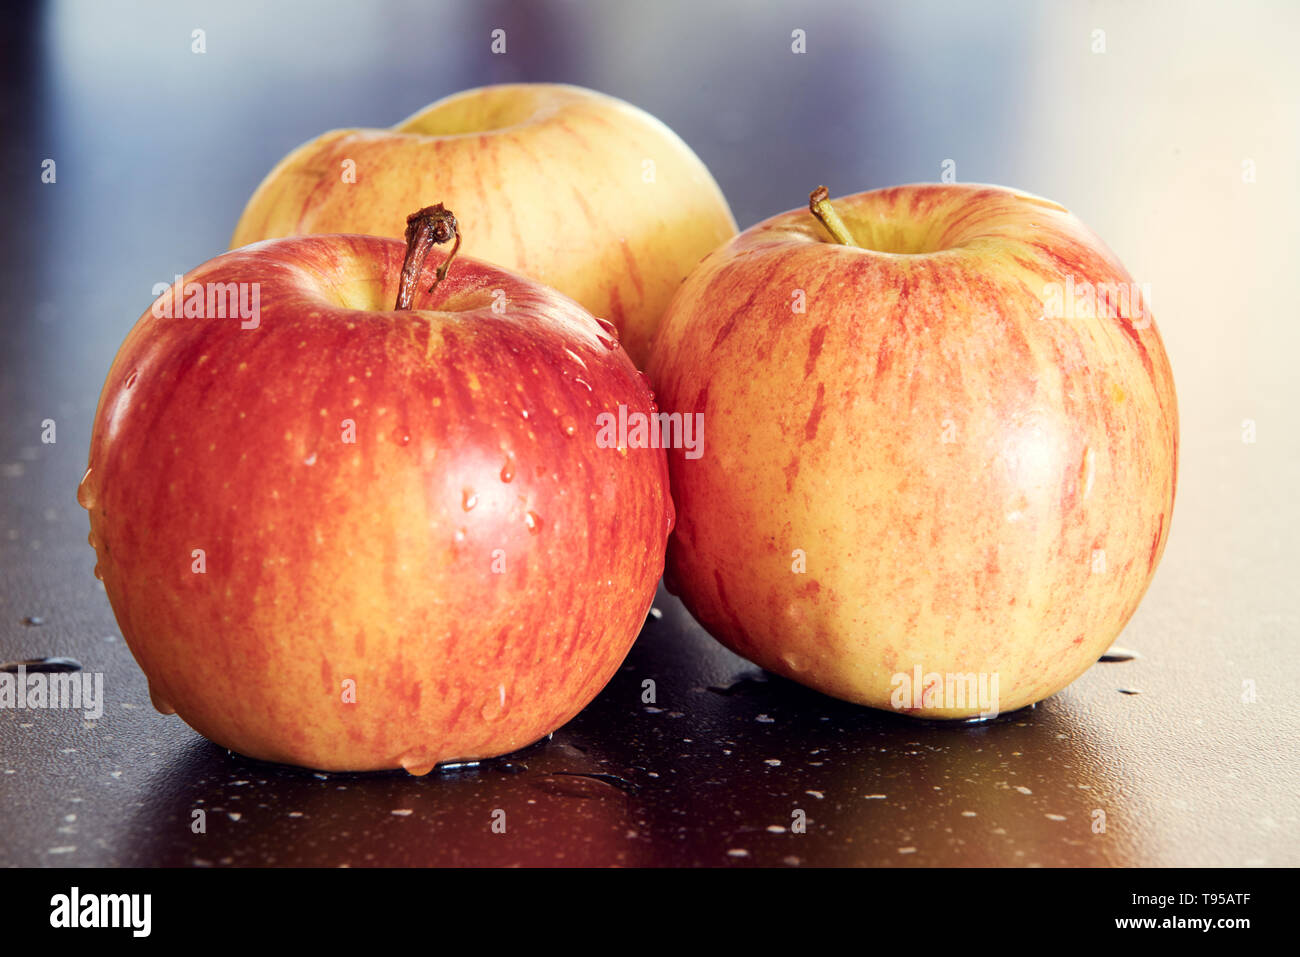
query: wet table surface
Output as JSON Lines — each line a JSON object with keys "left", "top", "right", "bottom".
{"left": 2, "top": 1, "right": 1298, "bottom": 867}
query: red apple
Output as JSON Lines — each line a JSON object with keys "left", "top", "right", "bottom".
{"left": 82, "top": 206, "right": 672, "bottom": 772}
{"left": 647, "top": 184, "right": 1178, "bottom": 718}
{"left": 231, "top": 83, "right": 738, "bottom": 366}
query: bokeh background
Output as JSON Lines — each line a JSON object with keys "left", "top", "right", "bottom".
{"left": 1, "top": 0, "right": 1297, "bottom": 867}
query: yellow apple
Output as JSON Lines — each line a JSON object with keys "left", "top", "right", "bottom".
{"left": 647, "top": 184, "right": 1179, "bottom": 719}
{"left": 231, "top": 83, "right": 737, "bottom": 366}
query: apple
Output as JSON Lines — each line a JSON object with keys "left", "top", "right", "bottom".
{"left": 81, "top": 205, "right": 672, "bottom": 772}
{"left": 231, "top": 82, "right": 737, "bottom": 366}
{"left": 647, "top": 183, "right": 1178, "bottom": 719}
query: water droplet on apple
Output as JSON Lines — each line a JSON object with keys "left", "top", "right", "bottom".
{"left": 500, "top": 456, "right": 515, "bottom": 483}
{"left": 462, "top": 488, "right": 478, "bottom": 511}
{"left": 559, "top": 415, "right": 577, "bottom": 437}
{"left": 563, "top": 347, "right": 587, "bottom": 371}
{"left": 124, "top": 370, "right": 138, "bottom": 389}
{"left": 480, "top": 684, "right": 506, "bottom": 722}
{"left": 593, "top": 317, "right": 620, "bottom": 351}
{"left": 392, "top": 428, "right": 411, "bottom": 446}
{"left": 92, "top": 563, "right": 103, "bottom": 581}
{"left": 148, "top": 682, "right": 175, "bottom": 715}
{"left": 453, "top": 527, "right": 467, "bottom": 543}
{"left": 399, "top": 755, "right": 436, "bottom": 776}
{"left": 76, "top": 468, "right": 97, "bottom": 510}
{"left": 519, "top": 407, "right": 531, "bottom": 420}
{"left": 573, "top": 377, "right": 593, "bottom": 392}
{"left": 780, "top": 652, "right": 806, "bottom": 674}
{"left": 524, "top": 511, "right": 542, "bottom": 534}
{"left": 303, "top": 452, "right": 317, "bottom": 466}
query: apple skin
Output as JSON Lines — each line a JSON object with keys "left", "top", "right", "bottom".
{"left": 647, "top": 183, "right": 1178, "bottom": 718}
{"left": 83, "top": 233, "right": 672, "bottom": 772}
{"left": 231, "top": 83, "right": 737, "bottom": 366}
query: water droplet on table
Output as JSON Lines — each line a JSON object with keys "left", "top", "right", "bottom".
{"left": 436, "top": 759, "right": 481, "bottom": 773}
{"left": 0, "top": 657, "right": 82, "bottom": 673}
{"left": 531, "top": 772, "right": 635, "bottom": 799}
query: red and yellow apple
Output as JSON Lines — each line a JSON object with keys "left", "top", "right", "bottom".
{"left": 647, "top": 183, "right": 1178, "bottom": 718}
{"left": 82, "top": 211, "right": 672, "bottom": 772}
{"left": 231, "top": 83, "right": 737, "bottom": 366}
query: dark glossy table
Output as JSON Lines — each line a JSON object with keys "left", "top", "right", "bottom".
{"left": 2, "top": 0, "right": 1297, "bottom": 867}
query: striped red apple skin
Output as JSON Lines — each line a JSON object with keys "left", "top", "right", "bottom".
{"left": 647, "top": 183, "right": 1178, "bottom": 718}
{"left": 231, "top": 83, "right": 737, "bottom": 366}
{"left": 83, "top": 234, "right": 671, "bottom": 771}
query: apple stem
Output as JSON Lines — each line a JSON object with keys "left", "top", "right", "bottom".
{"left": 394, "top": 204, "right": 462, "bottom": 309}
{"left": 809, "top": 186, "right": 859, "bottom": 247}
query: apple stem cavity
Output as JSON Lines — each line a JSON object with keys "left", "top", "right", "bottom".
{"left": 395, "top": 203, "right": 462, "bottom": 309}
{"left": 809, "top": 186, "right": 859, "bottom": 247}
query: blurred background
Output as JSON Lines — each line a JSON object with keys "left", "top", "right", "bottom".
{"left": 1, "top": 0, "right": 1297, "bottom": 867}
